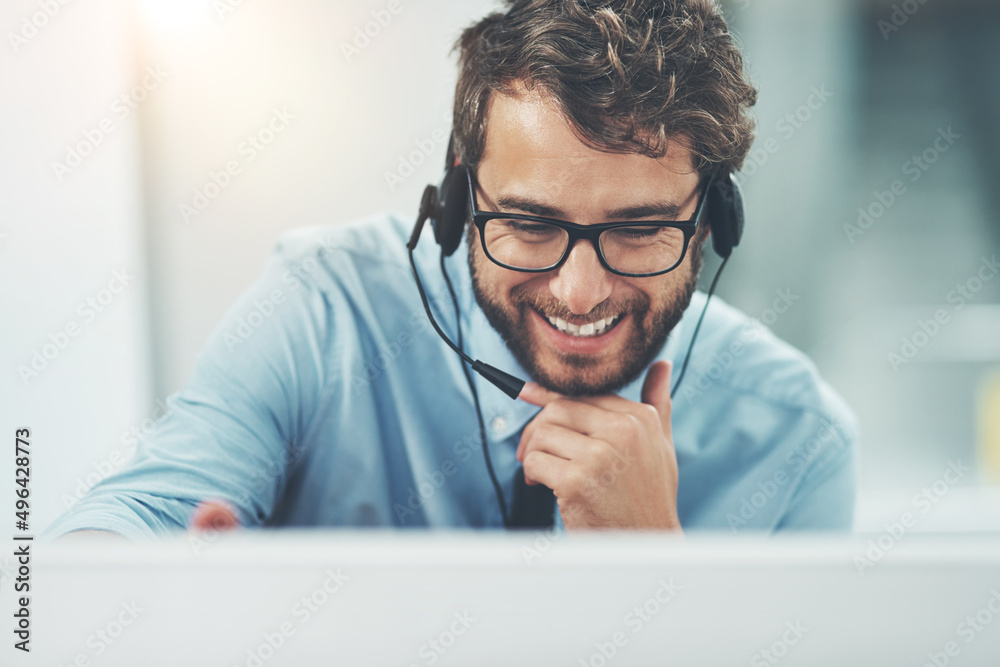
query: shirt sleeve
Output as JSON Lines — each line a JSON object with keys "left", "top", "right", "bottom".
{"left": 774, "top": 419, "right": 858, "bottom": 532}
{"left": 42, "top": 242, "right": 336, "bottom": 542}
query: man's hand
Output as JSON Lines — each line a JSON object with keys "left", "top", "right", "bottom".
{"left": 59, "top": 500, "right": 239, "bottom": 540}
{"left": 516, "top": 360, "right": 681, "bottom": 532}
{"left": 189, "top": 499, "right": 240, "bottom": 532}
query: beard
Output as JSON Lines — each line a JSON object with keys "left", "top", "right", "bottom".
{"left": 468, "top": 233, "right": 704, "bottom": 397}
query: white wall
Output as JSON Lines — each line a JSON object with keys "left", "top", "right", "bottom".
{"left": 0, "top": 0, "right": 506, "bottom": 536}
{"left": 0, "top": 0, "right": 499, "bottom": 536}
{"left": 137, "top": 0, "right": 501, "bottom": 397}
{"left": 0, "top": 0, "right": 151, "bottom": 532}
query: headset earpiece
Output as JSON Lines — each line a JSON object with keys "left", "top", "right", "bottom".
{"left": 430, "top": 162, "right": 471, "bottom": 257}
{"left": 706, "top": 172, "right": 745, "bottom": 259}
{"left": 418, "top": 184, "right": 438, "bottom": 223}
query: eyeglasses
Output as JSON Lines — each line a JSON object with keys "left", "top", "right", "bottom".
{"left": 467, "top": 168, "right": 713, "bottom": 278}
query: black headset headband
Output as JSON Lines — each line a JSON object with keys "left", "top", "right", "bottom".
{"left": 422, "top": 134, "right": 745, "bottom": 260}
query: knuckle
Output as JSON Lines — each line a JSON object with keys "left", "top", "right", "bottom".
{"left": 621, "top": 413, "right": 644, "bottom": 438}
{"left": 543, "top": 399, "right": 571, "bottom": 420}
{"left": 534, "top": 422, "right": 559, "bottom": 443}
{"left": 639, "top": 403, "right": 660, "bottom": 423}
{"left": 608, "top": 412, "right": 632, "bottom": 432}
{"left": 587, "top": 440, "right": 606, "bottom": 462}
{"left": 566, "top": 467, "right": 589, "bottom": 496}
{"left": 523, "top": 450, "right": 545, "bottom": 470}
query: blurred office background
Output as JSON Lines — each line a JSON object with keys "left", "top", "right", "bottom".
{"left": 1, "top": 0, "right": 998, "bottom": 532}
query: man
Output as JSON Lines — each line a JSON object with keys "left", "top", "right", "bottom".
{"left": 46, "top": 0, "right": 856, "bottom": 540}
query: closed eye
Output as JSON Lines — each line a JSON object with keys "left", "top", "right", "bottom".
{"left": 608, "top": 227, "right": 664, "bottom": 241}
{"left": 500, "top": 219, "right": 559, "bottom": 236}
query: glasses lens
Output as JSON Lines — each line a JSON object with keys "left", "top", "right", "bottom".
{"left": 599, "top": 226, "right": 686, "bottom": 274}
{"left": 483, "top": 218, "right": 569, "bottom": 269}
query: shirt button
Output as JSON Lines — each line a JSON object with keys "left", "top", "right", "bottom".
{"left": 490, "top": 416, "right": 508, "bottom": 433}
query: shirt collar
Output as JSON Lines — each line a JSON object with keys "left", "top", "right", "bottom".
{"left": 443, "top": 240, "right": 689, "bottom": 441}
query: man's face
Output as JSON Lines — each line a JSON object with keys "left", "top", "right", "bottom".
{"left": 468, "top": 86, "right": 706, "bottom": 396}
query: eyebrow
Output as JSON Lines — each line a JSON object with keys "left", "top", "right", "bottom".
{"left": 494, "top": 194, "right": 684, "bottom": 221}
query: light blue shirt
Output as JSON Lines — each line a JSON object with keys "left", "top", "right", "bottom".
{"left": 44, "top": 213, "right": 858, "bottom": 540}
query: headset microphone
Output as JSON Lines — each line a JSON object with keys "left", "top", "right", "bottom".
{"left": 407, "top": 170, "right": 518, "bottom": 526}
{"left": 406, "top": 203, "right": 525, "bottom": 400}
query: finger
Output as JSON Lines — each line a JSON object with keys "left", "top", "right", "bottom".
{"left": 520, "top": 381, "right": 643, "bottom": 414}
{"left": 522, "top": 449, "right": 572, "bottom": 490}
{"left": 641, "top": 360, "right": 673, "bottom": 435}
{"left": 518, "top": 382, "right": 564, "bottom": 407}
{"left": 189, "top": 499, "right": 240, "bottom": 532}
{"left": 519, "top": 422, "right": 599, "bottom": 464}
{"left": 517, "top": 400, "right": 619, "bottom": 461}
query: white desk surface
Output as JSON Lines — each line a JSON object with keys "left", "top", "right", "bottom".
{"left": 7, "top": 531, "right": 1000, "bottom": 666}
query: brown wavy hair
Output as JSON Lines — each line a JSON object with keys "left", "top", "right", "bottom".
{"left": 452, "top": 0, "right": 758, "bottom": 176}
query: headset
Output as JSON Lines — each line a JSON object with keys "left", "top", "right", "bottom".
{"left": 420, "top": 136, "right": 745, "bottom": 263}
{"left": 406, "top": 134, "right": 745, "bottom": 527}
{"left": 407, "top": 135, "right": 745, "bottom": 397}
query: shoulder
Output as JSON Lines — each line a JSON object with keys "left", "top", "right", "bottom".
{"left": 270, "top": 211, "right": 416, "bottom": 273}
{"left": 257, "top": 211, "right": 442, "bottom": 310}
{"left": 249, "top": 211, "right": 454, "bottom": 351}
{"left": 677, "top": 293, "right": 858, "bottom": 446}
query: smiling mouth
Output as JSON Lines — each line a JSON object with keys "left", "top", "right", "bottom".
{"left": 535, "top": 309, "right": 623, "bottom": 338}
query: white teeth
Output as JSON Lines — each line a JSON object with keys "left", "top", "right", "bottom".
{"left": 545, "top": 313, "right": 619, "bottom": 338}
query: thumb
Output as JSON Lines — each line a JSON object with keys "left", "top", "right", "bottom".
{"left": 189, "top": 499, "right": 240, "bottom": 532}
{"left": 640, "top": 360, "right": 673, "bottom": 433}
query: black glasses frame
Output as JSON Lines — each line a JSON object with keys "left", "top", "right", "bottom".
{"left": 467, "top": 168, "right": 714, "bottom": 278}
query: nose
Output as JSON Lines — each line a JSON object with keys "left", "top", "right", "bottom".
{"left": 547, "top": 239, "right": 615, "bottom": 315}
